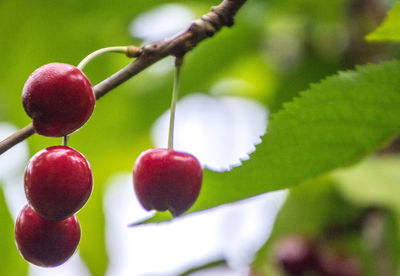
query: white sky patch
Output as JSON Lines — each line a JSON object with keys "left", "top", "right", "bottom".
{"left": 0, "top": 123, "right": 29, "bottom": 182}
{"left": 104, "top": 173, "right": 287, "bottom": 276}
{"left": 147, "top": 56, "right": 175, "bottom": 76}
{"left": 152, "top": 93, "right": 268, "bottom": 171}
{"left": 130, "top": 4, "right": 195, "bottom": 43}
{"left": 29, "top": 253, "right": 91, "bottom": 276}
{"left": 0, "top": 123, "right": 29, "bottom": 219}
{"left": 189, "top": 266, "right": 250, "bottom": 276}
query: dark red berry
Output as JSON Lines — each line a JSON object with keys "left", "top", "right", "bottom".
{"left": 24, "top": 146, "right": 93, "bottom": 220}
{"left": 133, "top": 148, "right": 202, "bottom": 217}
{"left": 275, "top": 235, "right": 316, "bottom": 275}
{"left": 15, "top": 205, "right": 81, "bottom": 267}
{"left": 316, "top": 251, "right": 361, "bottom": 276}
{"left": 22, "top": 63, "right": 95, "bottom": 137}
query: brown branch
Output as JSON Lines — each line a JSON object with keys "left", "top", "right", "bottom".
{"left": 0, "top": 0, "right": 247, "bottom": 155}
{"left": 0, "top": 124, "right": 35, "bottom": 155}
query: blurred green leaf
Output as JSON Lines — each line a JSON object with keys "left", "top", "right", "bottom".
{"left": 252, "top": 157, "right": 400, "bottom": 275}
{"left": 334, "top": 157, "right": 400, "bottom": 273}
{"left": 334, "top": 157, "right": 400, "bottom": 212}
{"left": 367, "top": 1, "right": 400, "bottom": 42}
{"left": 147, "top": 60, "right": 400, "bottom": 223}
{"left": 250, "top": 178, "right": 373, "bottom": 275}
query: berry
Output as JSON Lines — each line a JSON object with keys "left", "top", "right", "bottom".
{"left": 316, "top": 251, "right": 361, "bottom": 276}
{"left": 24, "top": 146, "right": 93, "bottom": 220}
{"left": 275, "top": 235, "right": 316, "bottom": 275}
{"left": 133, "top": 148, "right": 202, "bottom": 217}
{"left": 15, "top": 205, "right": 80, "bottom": 267}
{"left": 22, "top": 63, "right": 95, "bottom": 137}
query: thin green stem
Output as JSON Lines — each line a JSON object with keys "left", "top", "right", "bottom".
{"left": 67, "top": 46, "right": 140, "bottom": 145}
{"left": 77, "top": 46, "right": 130, "bottom": 71}
{"left": 168, "top": 57, "right": 183, "bottom": 149}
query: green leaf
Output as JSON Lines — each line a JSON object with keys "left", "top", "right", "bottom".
{"left": 146, "top": 60, "right": 400, "bottom": 223}
{"left": 366, "top": 1, "right": 400, "bottom": 42}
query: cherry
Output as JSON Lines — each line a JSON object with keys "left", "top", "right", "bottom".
{"left": 133, "top": 148, "right": 202, "bottom": 217}
{"left": 24, "top": 146, "right": 93, "bottom": 220}
{"left": 22, "top": 63, "right": 95, "bottom": 137}
{"left": 15, "top": 205, "right": 81, "bottom": 267}
{"left": 316, "top": 251, "right": 361, "bottom": 276}
{"left": 275, "top": 235, "right": 317, "bottom": 275}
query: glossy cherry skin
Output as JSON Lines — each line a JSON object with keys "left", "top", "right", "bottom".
{"left": 24, "top": 146, "right": 93, "bottom": 220}
{"left": 15, "top": 205, "right": 81, "bottom": 267}
{"left": 133, "top": 148, "right": 202, "bottom": 217}
{"left": 22, "top": 63, "right": 95, "bottom": 137}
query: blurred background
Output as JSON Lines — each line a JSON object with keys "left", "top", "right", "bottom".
{"left": 0, "top": 0, "right": 400, "bottom": 275}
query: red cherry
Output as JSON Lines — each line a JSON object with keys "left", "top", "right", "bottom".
{"left": 15, "top": 205, "right": 81, "bottom": 267}
{"left": 133, "top": 148, "right": 202, "bottom": 217}
{"left": 24, "top": 146, "right": 93, "bottom": 220}
{"left": 22, "top": 63, "right": 95, "bottom": 137}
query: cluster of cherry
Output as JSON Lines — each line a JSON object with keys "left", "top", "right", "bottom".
{"left": 14, "top": 59, "right": 203, "bottom": 267}
{"left": 15, "top": 63, "right": 95, "bottom": 267}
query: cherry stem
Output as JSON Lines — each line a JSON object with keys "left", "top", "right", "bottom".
{"left": 168, "top": 57, "right": 183, "bottom": 150}
{"left": 62, "top": 46, "right": 141, "bottom": 146}
{"left": 63, "top": 136, "right": 68, "bottom": 146}
{"left": 77, "top": 46, "right": 140, "bottom": 71}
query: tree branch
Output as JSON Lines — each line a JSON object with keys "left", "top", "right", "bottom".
{"left": 0, "top": 0, "right": 247, "bottom": 155}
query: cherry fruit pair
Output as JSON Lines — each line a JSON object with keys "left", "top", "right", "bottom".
{"left": 15, "top": 63, "right": 94, "bottom": 267}
{"left": 16, "top": 145, "right": 91, "bottom": 267}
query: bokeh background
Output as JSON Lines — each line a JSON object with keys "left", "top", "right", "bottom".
{"left": 0, "top": 0, "right": 400, "bottom": 275}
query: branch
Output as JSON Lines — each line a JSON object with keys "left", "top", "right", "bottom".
{"left": 0, "top": 0, "right": 247, "bottom": 155}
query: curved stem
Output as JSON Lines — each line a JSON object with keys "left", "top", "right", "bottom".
{"left": 65, "top": 46, "right": 140, "bottom": 144}
{"left": 168, "top": 57, "right": 183, "bottom": 150}
{"left": 77, "top": 46, "right": 131, "bottom": 70}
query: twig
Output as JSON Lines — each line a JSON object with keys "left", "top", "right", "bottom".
{"left": 0, "top": 0, "right": 247, "bottom": 155}
{"left": 0, "top": 124, "right": 35, "bottom": 155}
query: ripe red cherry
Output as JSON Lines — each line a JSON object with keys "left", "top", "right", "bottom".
{"left": 15, "top": 205, "right": 81, "bottom": 267}
{"left": 133, "top": 148, "right": 202, "bottom": 217}
{"left": 24, "top": 146, "right": 93, "bottom": 220}
{"left": 22, "top": 63, "right": 95, "bottom": 137}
